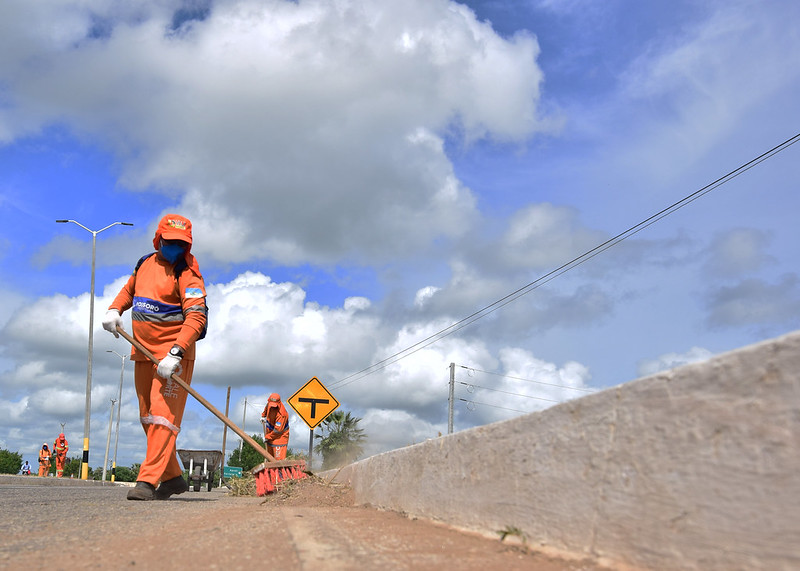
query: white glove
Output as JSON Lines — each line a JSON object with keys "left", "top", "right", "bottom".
{"left": 157, "top": 354, "right": 183, "bottom": 379}
{"left": 102, "top": 310, "right": 124, "bottom": 338}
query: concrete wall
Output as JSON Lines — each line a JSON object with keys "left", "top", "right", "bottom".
{"left": 325, "top": 330, "right": 800, "bottom": 570}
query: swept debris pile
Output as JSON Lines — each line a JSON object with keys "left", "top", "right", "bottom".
{"left": 226, "top": 473, "right": 355, "bottom": 507}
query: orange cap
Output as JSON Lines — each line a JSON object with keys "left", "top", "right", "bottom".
{"left": 153, "top": 214, "right": 193, "bottom": 250}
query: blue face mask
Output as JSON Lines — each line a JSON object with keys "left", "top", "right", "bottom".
{"left": 160, "top": 243, "right": 185, "bottom": 264}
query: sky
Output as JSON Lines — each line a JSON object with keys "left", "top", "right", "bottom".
{"left": 1, "top": 0, "right": 799, "bottom": 472}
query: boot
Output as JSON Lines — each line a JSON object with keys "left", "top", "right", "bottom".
{"left": 127, "top": 481, "right": 156, "bottom": 501}
{"left": 155, "top": 475, "right": 189, "bottom": 500}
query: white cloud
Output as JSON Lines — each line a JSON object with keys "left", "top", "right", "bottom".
{"left": 2, "top": 0, "right": 547, "bottom": 266}
{"left": 703, "top": 228, "right": 774, "bottom": 278}
{"left": 705, "top": 275, "right": 800, "bottom": 329}
{"left": 637, "top": 346, "right": 714, "bottom": 377}
{"left": 359, "top": 408, "right": 444, "bottom": 457}
{"left": 198, "top": 271, "right": 381, "bottom": 384}
{"left": 499, "top": 203, "right": 608, "bottom": 270}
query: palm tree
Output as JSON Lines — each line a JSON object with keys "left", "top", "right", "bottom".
{"left": 314, "top": 411, "right": 367, "bottom": 469}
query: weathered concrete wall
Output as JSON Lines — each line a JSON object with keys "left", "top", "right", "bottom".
{"left": 326, "top": 330, "right": 800, "bottom": 570}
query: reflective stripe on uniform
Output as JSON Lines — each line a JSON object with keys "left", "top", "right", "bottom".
{"left": 132, "top": 296, "right": 184, "bottom": 324}
{"left": 264, "top": 422, "right": 287, "bottom": 435}
{"left": 141, "top": 414, "right": 181, "bottom": 434}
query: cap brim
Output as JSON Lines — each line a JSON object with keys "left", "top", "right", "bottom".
{"left": 160, "top": 231, "right": 191, "bottom": 244}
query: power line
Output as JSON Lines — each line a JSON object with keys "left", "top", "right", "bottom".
{"left": 330, "top": 132, "right": 800, "bottom": 389}
{"left": 457, "top": 381, "right": 561, "bottom": 403}
{"left": 458, "top": 398, "right": 530, "bottom": 414}
{"left": 458, "top": 365, "right": 596, "bottom": 392}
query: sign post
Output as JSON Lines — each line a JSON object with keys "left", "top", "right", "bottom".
{"left": 288, "top": 377, "right": 340, "bottom": 470}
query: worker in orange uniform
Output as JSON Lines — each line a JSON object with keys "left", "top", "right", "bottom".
{"left": 38, "top": 443, "right": 51, "bottom": 477}
{"left": 102, "top": 214, "right": 207, "bottom": 501}
{"left": 52, "top": 433, "right": 69, "bottom": 477}
{"left": 261, "top": 393, "right": 290, "bottom": 460}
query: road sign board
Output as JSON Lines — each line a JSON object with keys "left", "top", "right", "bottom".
{"left": 223, "top": 466, "right": 242, "bottom": 478}
{"left": 288, "top": 377, "right": 340, "bottom": 429}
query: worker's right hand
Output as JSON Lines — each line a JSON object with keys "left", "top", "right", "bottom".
{"left": 102, "top": 310, "right": 123, "bottom": 338}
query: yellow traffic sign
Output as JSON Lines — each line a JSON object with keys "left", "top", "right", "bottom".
{"left": 288, "top": 377, "right": 340, "bottom": 429}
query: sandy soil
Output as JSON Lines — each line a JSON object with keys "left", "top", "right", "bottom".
{"left": 1, "top": 475, "right": 612, "bottom": 570}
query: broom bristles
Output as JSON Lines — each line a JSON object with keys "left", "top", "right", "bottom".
{"left": 254, "top": 460, "right": 308, "bottom": 496}
{"left": 255, "top": 468, "right": 275, "bottom": 495}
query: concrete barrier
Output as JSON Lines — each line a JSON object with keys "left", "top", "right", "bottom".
{"left": 326, "top": 330, "right": 800, "bottom": 570}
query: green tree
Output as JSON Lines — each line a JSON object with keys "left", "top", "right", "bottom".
{"left": 0, "top": 449, "right": 23, "bottom": 474}
{"left": 63, "top": 457, "right": 81, "bottom": 478}
{"left": 227, "top": 434, "right": 270, "bottom": 471}
{"left": 113, "top": 464, "right": 139, "bottom": 483}
{"left": 314, "top": 410, "right": 366, "bottom": 470}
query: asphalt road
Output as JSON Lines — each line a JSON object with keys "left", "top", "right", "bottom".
{"left": 0, "top": 475, "right": 609, "bottom": 570}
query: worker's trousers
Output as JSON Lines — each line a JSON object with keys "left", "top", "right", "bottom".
{"left": 134, "top": 359, "right": 194, "bottom": 486}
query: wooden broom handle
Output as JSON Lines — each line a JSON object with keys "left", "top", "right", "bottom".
{"left": 116, "top": 326, "right": 276, "bottom": 463}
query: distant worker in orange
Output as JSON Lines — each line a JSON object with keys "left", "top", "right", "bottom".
{"left": 102, "top": 214, "right": 207, "bottom": 501}
{"left": 38, "top": 443, "right": 51, "bottom": 477}
{"left": 53, "top": 433, "right": 69, "bottom": 478}
{"left": 261, "top": 393, "right": 290, "bottom": 460}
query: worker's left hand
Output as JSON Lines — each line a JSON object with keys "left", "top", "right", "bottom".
{"left": 157, "top": 354, "right": 182, "bottom": 379}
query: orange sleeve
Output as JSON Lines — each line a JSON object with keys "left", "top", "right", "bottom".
{"left": 174, "top": 267, "right": 207, "bottom": 350}
{"left": 109, "top": 274, "right": 136, "bottom": 313}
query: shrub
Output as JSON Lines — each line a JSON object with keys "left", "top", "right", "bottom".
{"left": 0, "top": 449, "right": 23, "bottom": 474}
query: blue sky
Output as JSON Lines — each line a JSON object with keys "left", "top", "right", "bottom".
{"left": 1, "top": 0, "right": 798, "bottom": 472}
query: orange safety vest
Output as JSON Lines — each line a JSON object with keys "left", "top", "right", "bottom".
{"left": 110, "top": 254, "right": 207, "bottom": 360}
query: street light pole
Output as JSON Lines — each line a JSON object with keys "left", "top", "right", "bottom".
{"left": 106, "top": 350, "right": 127, "bottom": 482}
{"left": 102, "top": 398, "right": 116, "bottom": 482}
{"left": 56, "top": 219, "right": 133, "bottom": 479}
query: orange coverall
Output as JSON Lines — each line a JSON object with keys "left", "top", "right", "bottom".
{"left": 53, "top": 433, "right": 69, "bottom": 477}
{"left": 108, "top": 214, "right": 207, "bottom": 487}
{"left": 38, "top": 445, "right": 51, "bottom": 477}
{"left": 262, "top": 393, "right": 290, "bottom": 460}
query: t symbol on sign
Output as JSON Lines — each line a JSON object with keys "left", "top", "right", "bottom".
{"left": 299, "top": 397, "right": 330, "bottom": 418}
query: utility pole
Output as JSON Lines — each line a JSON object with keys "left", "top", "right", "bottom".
{"left": 220, "top": 386, "right": 231, "bottom": 486}
{"left": 240, "top": 397, "right": 247, "bottom": 453}
{"left": 448, "top": 363, "right": 455, "bottom": 434}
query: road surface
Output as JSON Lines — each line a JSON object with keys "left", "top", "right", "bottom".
{"left": 0, "top": 475, "right": 610, "bottom": 570}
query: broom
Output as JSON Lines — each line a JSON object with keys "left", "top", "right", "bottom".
{"left": 116, "top": 326, "right": 306, "bottom": 495}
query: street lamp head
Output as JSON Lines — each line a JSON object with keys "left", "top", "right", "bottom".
{"left": 55, "top": 219, "right": 69, "bottom": 223}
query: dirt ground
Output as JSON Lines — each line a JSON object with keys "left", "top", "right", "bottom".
{"left": 1, "top": 475, "right": 614, "bottom": 570}
{"left": 240, "top": 475, "right": 612, "bottom": 570}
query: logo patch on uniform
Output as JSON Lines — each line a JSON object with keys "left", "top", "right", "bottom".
{"left": 185, "top": 287, "right": 204, "bottom": 298}
{"left": 168, "top": 218, "right": 187, "bottom": 230}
